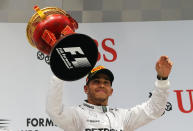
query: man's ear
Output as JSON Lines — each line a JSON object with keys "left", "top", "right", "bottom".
{"left": 110, "top": 88, "right": 113, "bottom": 96}
{"left": 84, "top": 85, "right": 89, "bottom": 94}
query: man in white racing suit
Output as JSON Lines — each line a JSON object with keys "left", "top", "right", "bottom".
{"left": 46, "top": 56, "right": 173, "bottom": 131}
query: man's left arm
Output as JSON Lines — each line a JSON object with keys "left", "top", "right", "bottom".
{"left": 145, "top": 55, "right": 173, "bottom": 120}
{"left": 123, "top": 56, "right": 173, "bottom": 130}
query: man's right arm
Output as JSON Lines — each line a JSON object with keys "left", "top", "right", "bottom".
{"left": 46, "top": 75, "right": 79, "bottom": 130}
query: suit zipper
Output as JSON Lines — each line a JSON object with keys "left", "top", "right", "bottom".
{"left": 106, "top": 113, "right": 112, "bottom": 129}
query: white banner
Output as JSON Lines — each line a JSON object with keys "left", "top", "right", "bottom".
{"left": 0, "top": 21, "right": 193, "bottom": 131}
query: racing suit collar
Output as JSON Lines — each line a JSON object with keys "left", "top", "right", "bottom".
{"left": 83, "top": 100, "right": 109, "bottom": 113}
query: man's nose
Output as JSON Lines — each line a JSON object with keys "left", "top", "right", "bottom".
{"left": 99, "top": 81, "right": 105, "bottom": 88}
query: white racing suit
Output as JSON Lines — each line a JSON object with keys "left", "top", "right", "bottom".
{"left": 46, "top": 76, "right": 170, "bottom": 131}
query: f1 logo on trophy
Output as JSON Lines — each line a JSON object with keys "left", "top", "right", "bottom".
{"left": 26, "top": 5, "right": 98, "bottom": 81}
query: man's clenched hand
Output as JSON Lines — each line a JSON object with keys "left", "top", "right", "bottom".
{"left": 156, "top": 56, "right": 173, "bottom": 78}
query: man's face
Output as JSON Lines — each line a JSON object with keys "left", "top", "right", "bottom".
{"left": 84, "top": 73, "right": 113, "bottom": 103}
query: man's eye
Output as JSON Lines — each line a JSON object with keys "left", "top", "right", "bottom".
{"left": 104, "top": 81, "right": 110, "bottom": 85}
{"left": 93, "top": 80, "right": 100, "bottom": 84}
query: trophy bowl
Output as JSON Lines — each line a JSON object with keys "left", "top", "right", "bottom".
{"left": 26, "top": 6, "right": 78, "bottom": 55}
